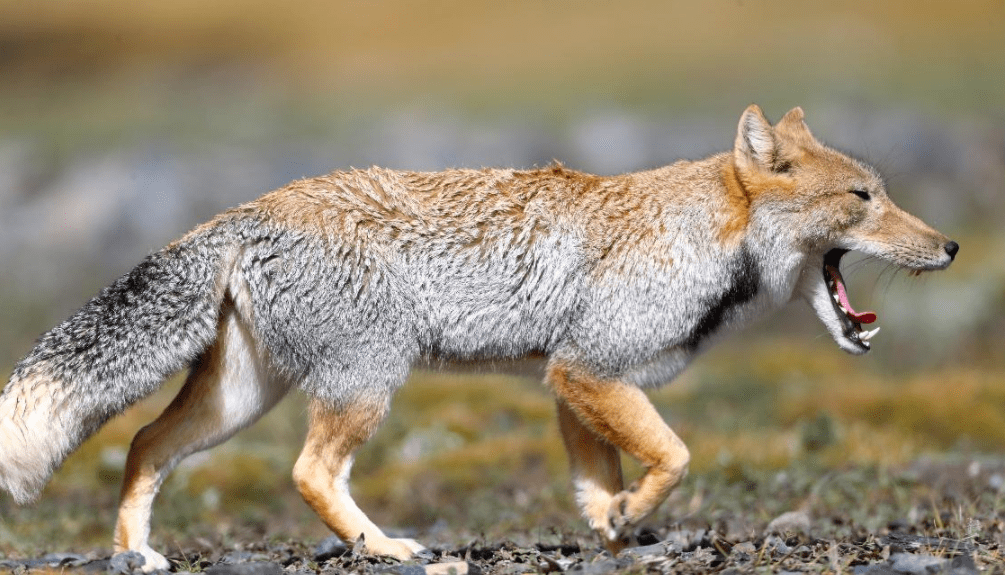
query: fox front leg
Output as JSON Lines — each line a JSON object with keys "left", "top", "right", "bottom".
{"left": 548, "top": 361, "right": 690, "bottom": 550}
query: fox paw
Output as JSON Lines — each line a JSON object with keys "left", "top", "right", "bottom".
{"left": 601, "top": 493, "right": 643, "bottom": 554}
{"left": 607, "top": 491, "right": 634, "bottom": 533}
{"left": 363, "top": 536, "right": 427, "bottom": 561}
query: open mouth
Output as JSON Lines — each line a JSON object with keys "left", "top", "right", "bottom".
{"left": 822, "top": 249, "right": 880, "bottom": 351}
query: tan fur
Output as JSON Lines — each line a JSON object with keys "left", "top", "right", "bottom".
{"left": 556, "top": 399, "right": 625, "bottom": 548}
{"left": 547, "top": 360, "right": 690, "bottom": 549}
{"left": 113, "top": 300, "right": 287, "bottom": 571}
{"left": 227, "top": 162, "right": 705, "bottom": 273}
{"left": 292, "top": 399, "right": 425, "bottom": 559}
{"left": 718, "top": 160, "right": 752, "bottom": 243}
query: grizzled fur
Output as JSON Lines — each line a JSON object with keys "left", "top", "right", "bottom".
{"left": 0, "top": 230, "right": 228, "bottom": 502}
{"left": 11, "top": 233, "right": 227, "bottom": 408}
{"left": 1, "top": 106, "right": 957, "bottom": 568}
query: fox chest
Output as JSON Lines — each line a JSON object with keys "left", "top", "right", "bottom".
{"left": 573, "top": 245, "right": 775, "bottom": 385}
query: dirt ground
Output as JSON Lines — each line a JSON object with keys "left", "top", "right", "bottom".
{"left": 3, "top": 455, "right": 1003, "bottom": 574}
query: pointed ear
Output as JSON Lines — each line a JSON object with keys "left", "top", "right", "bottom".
{"left": 734, "top": 104, "right": 776, "bottom": 172}
{"left": 775, "top": 106, "right": 815, "bottom": 145}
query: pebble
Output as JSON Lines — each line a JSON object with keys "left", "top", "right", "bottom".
{"left": 0, "top": 532, "right": 986, "bottom": 574}
{"left": 889, "top": 553, "right": 946, "bottom": 574}
{"left": 763, "top": 535, "right": 791, "bottom": 557}
{"left": 766, "top": 510, "right": 811, "bottom": 535}
{"left": 313, "top": 535, "right": 350, "bottom": 562}
{"left": 853, "top": 552, "right": 979, "bottom": 575}
{"left": 379, "top": 562, "right": 479, "bottom": 575}
{"left": 730, "top": 540, "right": 757, "bottom": 560}
{"left": 109, "top": 551, "right": 147, "bottom": 574}
{"left": 569, "top": 558, "right": 623, "bottom": 575}
{"left": 617, "top": 542, "right": 668, "bottom": 558}
{"left": 203, "top": 562, "right": 284, "bottom": 575}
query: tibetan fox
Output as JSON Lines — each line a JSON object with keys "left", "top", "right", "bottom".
{"left": 1, "top": 106, "right": 957, "bottom": 570}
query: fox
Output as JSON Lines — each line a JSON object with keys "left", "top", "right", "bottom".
{"left": 1, "top": 105, "right": 957, "bottom": 570}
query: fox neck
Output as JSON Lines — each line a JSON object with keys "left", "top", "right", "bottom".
{"left": 622, "top": 216, "right": 805, "bottom": 389}
{"left": 741, "top": 214, "right": 809, "bottom": 310}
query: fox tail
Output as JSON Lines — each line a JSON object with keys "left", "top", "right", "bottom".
{"left": 0, "top": 226, "right": 234, "bottom": 503}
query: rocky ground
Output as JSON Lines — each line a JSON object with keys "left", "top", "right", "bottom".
{"left": 1, "top": 524, "right": 993, "bottom": 575}
{"left": 5, "top": 382, "right": 1005, "bottom": 575}
{"left": 6, "top": 457, "right": 1005, "bottom": 574}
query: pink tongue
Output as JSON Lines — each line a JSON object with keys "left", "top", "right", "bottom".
{"left": 828, "top": 266, "right": 877, "bottom": 324}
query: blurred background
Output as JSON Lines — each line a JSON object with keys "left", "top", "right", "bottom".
{"left": 1, "top": 0, "right": 1003, "bottom": 557}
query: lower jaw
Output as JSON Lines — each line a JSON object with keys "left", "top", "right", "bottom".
{"left": 837, "top": 331, "right": 870, "bottom": 354}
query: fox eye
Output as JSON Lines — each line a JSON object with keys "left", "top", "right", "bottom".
{"left": 850, "top": 189, "right": 871, "bottom": 200}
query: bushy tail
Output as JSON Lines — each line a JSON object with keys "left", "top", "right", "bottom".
{"left": 0, "top": 226, "right": 234, "bottom": 503}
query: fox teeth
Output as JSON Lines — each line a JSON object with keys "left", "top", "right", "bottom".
{"left": 859, "top": 327, "right": 881, "bottom": 341}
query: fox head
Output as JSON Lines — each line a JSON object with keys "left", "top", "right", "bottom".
{"left": 732, "top": 105, "right": 958, "bottom": 355}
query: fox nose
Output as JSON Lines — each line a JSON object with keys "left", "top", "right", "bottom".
{"left": 944, "top": 240, "right": 959, "bottom": 260}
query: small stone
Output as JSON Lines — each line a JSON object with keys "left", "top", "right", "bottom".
{"left": 766, "top": 510, "right": 811, "bottom": 535}
{"left": 203, "top": 562, "right": 284, "bottom": 575}
{"left": 763, "top": 535, "right": 791, "bottom": 557}
{"left": 663, "top": 529, "right": 706, "bottom": 552}
{"left": 313, "top": 536, "right": 350, "bottom": 562}
{"left": 378, "top": 565, "right": 427, "bottom": 575}
{"left": 79, "top": 559, "right": 113, "bottom": 573}
{"left": 496, "top": 563, "right": 535, "bottom": 575}
{"left": 110, "top": 551, "right": 147, "bottom": 574}
{"left": 618, "top": 542, "right": 667, "bottom": 558}
{"left": 39, "top": 553, "right": 89, "bottom": 567}
{"left": 424, "top": 561, "right": 477, "bottom": 575}
{"left": 679, "top": 546, "right": 716, "bottom": 564}
{"left": 219, "top": 551, "right": 255, "bottom": 564}
{"left": 380, "top": 563, "right": 481, "bottom": 575}
{"left": 733, "top": 541, "right": 756, "bottom": 554}
{"left": 538, "top": 555, "right": 573, "bottom": 572}
{"left": 573, "top": 558, "right": 621, "bottom": 575}
{"left": 853, "top": 565, "right": 898, "bottom": 575}
{"left": 888, "top": 553, "right": 946, "bottom": 575}
{"left": 949, "top": 553, "right": 979, "bottom": 574}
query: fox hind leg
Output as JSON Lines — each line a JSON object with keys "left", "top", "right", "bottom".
{"left": 556, "top": 398, "right": 629, "bottom": 548}
{"left": 114, "top": 303, "right": 290, "bottom": 572}
{"left": 293, "top": 397, "right": 424, "bottom": 560}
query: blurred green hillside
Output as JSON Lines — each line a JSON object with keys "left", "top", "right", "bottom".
{"left": 1, "top": 0, "right": 1003, "bottom": 559}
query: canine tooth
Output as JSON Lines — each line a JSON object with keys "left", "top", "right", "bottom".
{"left": 860, "top": 327, "right": 881, "bottom": 341}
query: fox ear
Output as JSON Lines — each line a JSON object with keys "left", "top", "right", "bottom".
{"left": 775, "top": 106, "right": 815, "bottom": 145}
{"left": 734, "top": 104, "right": 776, "bottom": 172}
